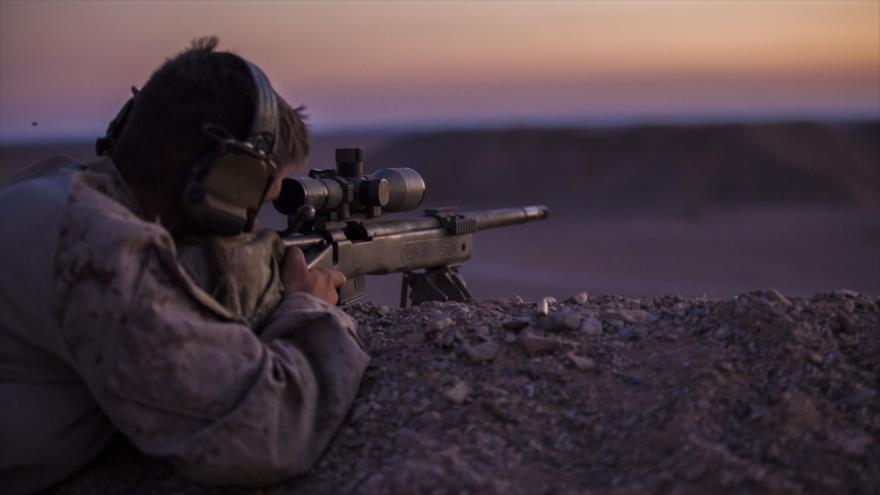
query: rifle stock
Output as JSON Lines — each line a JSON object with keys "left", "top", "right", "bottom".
{"left": 282, "top": 205, "right": 548, "bottom": 305}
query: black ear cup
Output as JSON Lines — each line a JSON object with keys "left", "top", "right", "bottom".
{"left": 98, "top": 59, "right": 279, "bottom": 236}
{"left": 183, "top": 142, "right": 274, "bottom": 235}
{"left": 179, "top": 60, "right": 280, "bottom": 235}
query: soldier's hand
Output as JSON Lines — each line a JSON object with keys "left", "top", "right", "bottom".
{"left": 281, "top": 247, "right": 345, "bottom": 305}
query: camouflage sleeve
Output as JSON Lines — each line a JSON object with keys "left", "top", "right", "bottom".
{"left": 55, "top": 218, "right": 369, "bottom": 486}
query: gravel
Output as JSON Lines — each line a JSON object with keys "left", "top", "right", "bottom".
{"left": 49, "top": 290, "right": 880, "bottom": 494}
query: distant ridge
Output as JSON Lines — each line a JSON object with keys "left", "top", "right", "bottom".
{"left": 369, "top": 121, "right": 880, "bottom": 212}
{"left": 2, "top": 122, "right": 877, "bottom": 212}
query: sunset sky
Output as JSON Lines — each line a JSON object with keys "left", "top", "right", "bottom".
{"left": 1, "top": 0, "right": 878, "bottom": 142}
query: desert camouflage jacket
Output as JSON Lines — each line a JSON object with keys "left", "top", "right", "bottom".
{"left": 0, "top": 156, "right": 369, "bottom": 493}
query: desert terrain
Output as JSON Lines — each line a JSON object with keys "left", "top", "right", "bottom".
{"left": 2, "top": 121, "right": 877, "bottom": 493}
{"left": 3, "top": 121, "right": 877, "bottom": 304}
{"left": 47, "top": 291, "right": 880, "bottom": 494}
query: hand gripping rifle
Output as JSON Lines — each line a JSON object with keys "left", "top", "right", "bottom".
{"left": 274, "top": 148, "right": 548, "bottom": 307}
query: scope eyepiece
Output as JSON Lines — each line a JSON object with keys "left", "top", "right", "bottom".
{"left": 273, "top": 148, "right": 426, "bottom": 220}
{"left": 274, "top": 176, "right": 340, "bottom": 214}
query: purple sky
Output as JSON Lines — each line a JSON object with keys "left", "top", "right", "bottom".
{"left": 1, "top": 1, "right": 878, "bottom": 143}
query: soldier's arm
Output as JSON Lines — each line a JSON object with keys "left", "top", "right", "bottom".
{"left": 54, "top": 222, "right": 368, "bottom": 486}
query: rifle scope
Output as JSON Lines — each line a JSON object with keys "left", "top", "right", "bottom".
{"left": 273, "top": 148, "right": 426, "bottom": 218}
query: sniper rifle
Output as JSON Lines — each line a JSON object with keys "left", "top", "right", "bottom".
{"left": 274, "top": 148, "right": 548, "bottom": 307}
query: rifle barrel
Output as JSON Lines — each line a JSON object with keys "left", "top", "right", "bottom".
{"left": 473, "top": 205, "right": 548, "bottom": 231}
{"left": 281, "top": 204, "right": 548, "bottom": 248}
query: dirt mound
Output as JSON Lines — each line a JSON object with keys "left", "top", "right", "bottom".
{"left": 49, "top": 290, "right": 879, "bottom": 494}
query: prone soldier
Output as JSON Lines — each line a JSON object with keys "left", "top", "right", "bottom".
{"left": 0, "top": 37, "right": 368, "bottom": 493}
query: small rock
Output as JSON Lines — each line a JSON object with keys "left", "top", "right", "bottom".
{"left": 579, "top": 316, "right": 603, "bottom": 336}
{"left": 849, "top": 384, "right": 877, "bottom": 406}
{"left": 502, "top": 317, "right": 531, "bottom": 331}
{"left": 566, "top": 352, "right": 596, "bottom": 371}
{"left": 377, "top": 305, "right": 390, "bottom": 316}
{"left": 836, "top": 314, "right": 854, "bottom": 333}
{"left": 481, "top": 399, "right": 516, "bottom": 424}
{"left": 411, "top": 397, "right": 430, "bottom": 413}
{"left": 402, "top": 332, "right": 425, "bottom": 348}
{"left": 536, "top": 297, "right": 552, "bottom": 316}
{"left": 562, "top": 411, "right": 587, "bottom": 431}
{"left": 754, "top": 299, "right": 785, "bottom": 317}
{"left": 465, "top": 342, "right": 501, "bottom": 363}
{"left": 431, "top": 316, "right": 454, "bottom": 331}
{"left": 473, "top": 324, "right": 492, "bottom": 339}
{"left": 537, "top": 311, "right": 581, "bottom": 332}
{"left": 832, "top": 289, "right": 859, "bottom": 298}
{"left": 616, "top": 373, "right": 642, "bottom": 386}
{"left": 808, "top": 351, "right": 824, "bottom": 365}
{"left": 355, "top": 324, "right": 373, "bottom": 346}
{"left": 567, "top": 291, "right": 589, "bottom": 304}
{"left": 443, "top": 380, "right": 472, "bottom": 404}
{"left": 633, "top": 325, "right": 650, "bottom": 339}
{"left": 520, "top": 333, "right": 564, "bottom": 355}
{"left": 602, "top": 308, "right": 656, "bottom": 324}
{"left": 836, "top": 431, "right": 873, "bottom": 457}
{"left": 349, "top": 402, "right": 371, "bottom": 423}
{"left": 765, "top": 289, "right": 792, "bottom": 307}
{"left": 437, "top": 329, "right": 458, "bottom": 348}
{"left": 713, "top": 325, "right": 731, "bottom": 340}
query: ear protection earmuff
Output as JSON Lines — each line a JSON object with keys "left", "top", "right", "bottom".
{"left": 179, "top": 62, "right": 279, "bottom": 235}
{"left": 97, "top": 60, "right": 280, "bottom": 236}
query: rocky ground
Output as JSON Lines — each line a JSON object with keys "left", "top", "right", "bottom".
{"left": 49, "top": 290, "right": 879, "bottom": 494}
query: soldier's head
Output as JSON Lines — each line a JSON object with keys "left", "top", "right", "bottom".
{"left": 105, "top": 36, "right": 309, "bottom": 234}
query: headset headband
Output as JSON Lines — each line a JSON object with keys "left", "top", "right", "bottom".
{"left": 244, "top": 61, "right": 278, "bottom": 157}
{"left": 96, "top": 55, "right": 282, "bottom": 235}
{"left": 98, "top": 59, "right": 279, "bottom": 158}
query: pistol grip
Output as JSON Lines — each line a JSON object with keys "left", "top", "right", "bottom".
{"left": 303, "top": 245, "right": 364, "bottom": 305}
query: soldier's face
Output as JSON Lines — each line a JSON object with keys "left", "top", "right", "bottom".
{"left": 263, "top": 160, "right": 295, "bottom": 203}
{"left": 264, "top": 171, "right": 284, "bottom": 203}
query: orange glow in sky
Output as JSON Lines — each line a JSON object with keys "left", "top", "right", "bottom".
{"left": 1, "top": 0, "right": 878, "bottom": 141}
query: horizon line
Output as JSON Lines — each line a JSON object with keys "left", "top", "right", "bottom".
{"left": 1, "top": 111, "right": 878, "bottom": 146}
